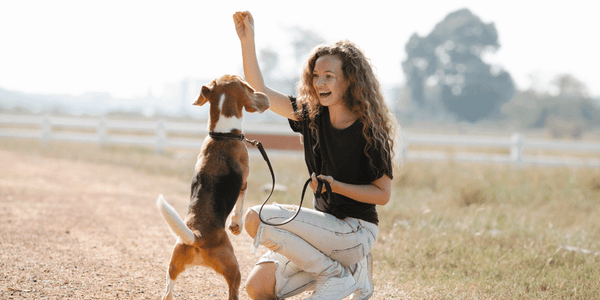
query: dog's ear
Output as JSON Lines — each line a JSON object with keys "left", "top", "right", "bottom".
{"left": 241, "top": 81, "right": 270, "bottom": 113}
{"left": 193, "top": 85, "right": 211, "bottom": 106}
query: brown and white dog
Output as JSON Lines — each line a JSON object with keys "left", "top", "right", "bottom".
{"left": 156, "top": 75, "right": 269, "bottom": 300}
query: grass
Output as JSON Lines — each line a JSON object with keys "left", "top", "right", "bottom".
{"left": 380, "top": 161, "right": 600, "bottom": 299}
{"left": 2, "top": 138, "right": 599, "bottom": 298}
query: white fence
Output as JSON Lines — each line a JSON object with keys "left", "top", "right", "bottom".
{"left": 1, "top": 114, "right": 599, "bottom": 167}
{"left": 401, "top": 132, "right": 600, "bottom": 167}
{"left": 0, "top": 114, "right": 296, "bottom": 153}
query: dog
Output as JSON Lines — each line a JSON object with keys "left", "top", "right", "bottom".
{"left": 156, "top": 74, "right": 269, "bottom": 300}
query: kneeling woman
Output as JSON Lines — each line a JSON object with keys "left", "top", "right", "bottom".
{"left": 234, "top": 11, "right": 398, "bottom": 300}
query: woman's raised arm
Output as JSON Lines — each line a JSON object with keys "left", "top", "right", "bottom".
{"left": 233, "top": 11, "right": 296, "bottom": 120}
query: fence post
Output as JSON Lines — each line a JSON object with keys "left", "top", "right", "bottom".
{"left": 510, "top": 133, "right": 522, "bottom": 163}
{"left": 156, "top": 119, "right": 166, "bottom": 153}
{"left": 98, "top": 116, "right": 107, "bottom": 147}
{"left": 41, "top": 113, "right": 52, "bottom": 145}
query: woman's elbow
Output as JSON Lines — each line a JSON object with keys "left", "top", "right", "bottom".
{"left": 377, "top": 190, "right": 391, "bottom": 206}
{"left": 373, "top": 175, "right": 392, "bottom": 205}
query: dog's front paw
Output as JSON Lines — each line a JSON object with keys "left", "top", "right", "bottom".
{"left": 228, "top": 223, "right": 242, "bottom": 235}
{"left": 229, "top": 212, "right": 244, "bottom": 235}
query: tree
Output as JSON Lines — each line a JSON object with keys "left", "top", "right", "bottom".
{"left": 502, "top": 74, "right": 600, "bottom": 138}
{"left": 552, "top": 73, "right": 589, "bottom": 100}
{"left": 402, "top": 8, "right": 515, "bottom": 122}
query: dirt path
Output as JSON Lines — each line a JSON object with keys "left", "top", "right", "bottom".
{"left": 0, "top": 149, "right": 281, "bottom": 299}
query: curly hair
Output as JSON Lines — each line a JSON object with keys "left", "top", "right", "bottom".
{"left": 296, "top": 40, "right": 399, "bottom": 172}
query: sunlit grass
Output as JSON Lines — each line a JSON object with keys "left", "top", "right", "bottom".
{"left": 2, "top": 138, "right": 599, "bottom": 298}
{"left": 378, "top": 161, "right": 600, "bottom": 298}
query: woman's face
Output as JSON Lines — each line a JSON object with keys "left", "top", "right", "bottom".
{"left": 312, "top": 55, "right": 348, "bottom": 108}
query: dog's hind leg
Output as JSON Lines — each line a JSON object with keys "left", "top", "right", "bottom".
{"left": 162, "top": 275, "right": 175, "bottom": 300}
{"left": 162, "top": 243, "right": 197, "bottom": 300}
{"left": 207, "top": 238, "right": 241, "bottom": 300}
{"left": 228, "top": 181, "right": 247, "bottom": 235}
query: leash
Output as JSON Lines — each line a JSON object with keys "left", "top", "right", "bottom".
{"left": 209, "top": 131, "right": 331, "bottom": 226}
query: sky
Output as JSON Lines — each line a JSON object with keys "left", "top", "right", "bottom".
{"left": 1, "top": 0, "right": 598, "bottom": 100}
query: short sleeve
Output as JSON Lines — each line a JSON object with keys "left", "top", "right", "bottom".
{"left": 367, "top": 140, "right": 394, "bottom": 180}
{"left": 287, "top": 96, "right": 305, "bottom": 133}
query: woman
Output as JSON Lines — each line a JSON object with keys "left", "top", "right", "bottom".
{"left": 233, "top": 11, "right": 398, "bottom": 300}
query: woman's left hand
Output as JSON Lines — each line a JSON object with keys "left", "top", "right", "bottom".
{"left": 310, "top": 173, "right": 335, "bottom": 194}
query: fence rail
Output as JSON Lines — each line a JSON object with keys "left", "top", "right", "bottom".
{"left": 401, "top": 132, "right": 600, "bottom": 167}
{"left": 1, "top": 114, "right": 599, "bottom": 167}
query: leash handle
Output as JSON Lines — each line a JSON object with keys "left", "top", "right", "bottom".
{"left": 315, "top": 178, "right": 332, "bottom": 200}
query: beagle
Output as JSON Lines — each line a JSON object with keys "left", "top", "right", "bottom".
{"left": 156, "top": 75, "right": 269, "bottom": 300}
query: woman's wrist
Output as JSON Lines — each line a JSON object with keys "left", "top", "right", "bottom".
{"left": 330, "top": 179, "right": 339, "bottom": 194}
{"left": 240, "top": 39, "right": 256, "bottom": 53}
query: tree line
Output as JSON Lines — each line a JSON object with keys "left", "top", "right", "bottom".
{"left": 259, "top": 8, "right": 599, "bottom": 139}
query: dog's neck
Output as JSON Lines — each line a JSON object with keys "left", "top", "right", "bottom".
{"left": 210, "top": 114, "right": 244, "bottom": 134}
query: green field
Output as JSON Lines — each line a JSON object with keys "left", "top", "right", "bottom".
{"left": 2, "top": 139, "right": 599, "bottom": 299}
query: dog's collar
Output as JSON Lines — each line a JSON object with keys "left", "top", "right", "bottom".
{"left": 209, "top": 131, "right": 245, "bottom": 141}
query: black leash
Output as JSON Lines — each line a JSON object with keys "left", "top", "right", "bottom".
{"left": 208, "top": 131, "right": 330, "bottom": 227}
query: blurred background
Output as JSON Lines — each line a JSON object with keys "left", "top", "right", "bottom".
{"left": 1, "top": 0, "right": 598, "bottom": 139}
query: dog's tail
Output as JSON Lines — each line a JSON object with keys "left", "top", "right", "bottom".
{"left": 156, "top": 194, "right": 196, "bottom": 245}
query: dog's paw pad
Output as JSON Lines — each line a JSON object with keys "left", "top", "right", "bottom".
{"left": 229, "top": 224, "right": 241, "bottom": 235}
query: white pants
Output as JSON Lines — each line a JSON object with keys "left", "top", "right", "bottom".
{"left": 250, "top": 202, "right": 379, "bottom": 299}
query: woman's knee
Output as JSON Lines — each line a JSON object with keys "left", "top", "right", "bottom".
{"left": 245, "top": 262, "right": 277, "bottom": 300}
{"left": 244, "top": 208, "right": 260, "bottom": 238}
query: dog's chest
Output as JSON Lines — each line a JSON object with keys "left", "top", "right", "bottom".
{"left": 189, "top": 152, "right": 245, "bottom": 228}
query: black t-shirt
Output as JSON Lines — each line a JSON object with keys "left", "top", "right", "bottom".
{"left": 288, "top": 96, "right": 393, "bottom": 225}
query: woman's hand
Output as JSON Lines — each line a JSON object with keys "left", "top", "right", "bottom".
{"left": 233, "top": 11, "right": 254, "bottom": 43}
{"left": 310, "top": 173, "right": 334, "bottom": 194}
